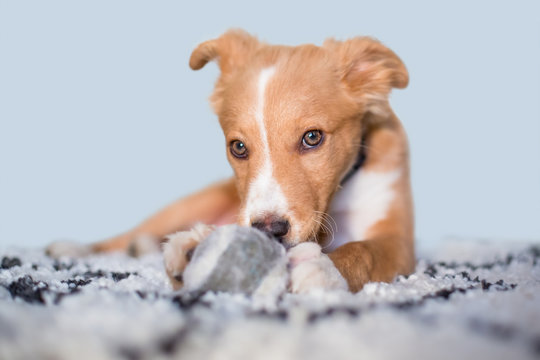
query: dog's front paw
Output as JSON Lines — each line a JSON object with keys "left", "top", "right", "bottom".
{"left": 287, "top": 242, "right": 348, "bottom": 294}
{"left": 45, "top": 240, "right": 92, "bottom": 258}
{"left": 163, "top": 223, "right": 214, "bottom": 290}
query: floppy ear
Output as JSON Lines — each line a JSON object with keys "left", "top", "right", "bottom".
{"left": 324, "top": 37, "right": 408, "bottom": 115}
{"left": 189, "top": 29, "right": 261, "bottom": 74}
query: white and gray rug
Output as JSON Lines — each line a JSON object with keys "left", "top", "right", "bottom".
{"left": 0, "top": 240, "right": 539, "bottom": 360}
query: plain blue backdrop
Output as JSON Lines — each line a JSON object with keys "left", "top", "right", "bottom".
{"left": 1, "top": 0, "right": 539, "bottom": 250}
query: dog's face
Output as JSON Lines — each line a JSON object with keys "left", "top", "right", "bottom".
{"left": 190, "top": 30, "right": 408, "bottom": 247}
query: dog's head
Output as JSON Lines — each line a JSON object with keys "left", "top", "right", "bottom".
{"left": 190, "top": 29, "right": 408, "bottom": 247}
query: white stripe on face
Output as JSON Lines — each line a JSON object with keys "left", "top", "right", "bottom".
{"left": 242, "top": 67, "right": 291, "bottom": 226}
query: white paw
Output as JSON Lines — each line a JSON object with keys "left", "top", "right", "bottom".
{"left": 45, "top": 240, "right": 91, "bottom": 258}
{"left": 287, "top": 242, "right": 348, "bottom": 294}
{"left": 162, "top": 223, "right": 214, "bottom": 290}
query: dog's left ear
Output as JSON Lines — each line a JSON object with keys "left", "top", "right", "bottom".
{"left": 190, "top": 29, "right": 261, "bottom": 113}
{"left": 189, "top": 29, "right": 260, "bottom": 74}
{"left": 324, "top": 37, "right": 408, "bottom": 115}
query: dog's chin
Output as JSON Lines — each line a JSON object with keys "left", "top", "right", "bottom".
{"left": 280, "top": 233, "right": 317, "bottom": 250}
{"left": 279, "top": 239, "right": 297, "bottom": 250}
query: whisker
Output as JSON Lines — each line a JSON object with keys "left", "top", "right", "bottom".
{"left": 314, "top": 210, "right": 338, "bottom": 251}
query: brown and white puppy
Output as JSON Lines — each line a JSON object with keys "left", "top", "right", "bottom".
{"left": 47, "top": 29, "right": 415, "bottom": 293}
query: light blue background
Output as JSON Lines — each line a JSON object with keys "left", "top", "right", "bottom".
{"left": 1, "top": 1, "right": 539, "bottom": 250}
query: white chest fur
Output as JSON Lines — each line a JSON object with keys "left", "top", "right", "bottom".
{"left": 323, "top": 168, "right": 401, "bottom": 253}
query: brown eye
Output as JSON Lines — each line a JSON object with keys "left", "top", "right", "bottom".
{"left": 302, "top": 130, "right": 323, "bottom": 148}
{"left": 230, "top": 140, "right": 248, "bottom": 158}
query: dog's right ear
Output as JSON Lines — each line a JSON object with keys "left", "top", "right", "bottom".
{"left": 324, "top": 37, "right": 408, "bottom": 116}
{"left": 189, "top": 29, "right": 260, "bottom": 74}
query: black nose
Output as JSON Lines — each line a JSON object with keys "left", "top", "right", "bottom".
{"left": 251, "top": 216, "right": 290, "bottom": 240}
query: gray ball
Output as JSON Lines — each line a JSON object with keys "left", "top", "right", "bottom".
{"left": 182, "top": 225, "right": 289, "bottom": 297}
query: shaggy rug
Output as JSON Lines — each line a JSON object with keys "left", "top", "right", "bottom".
{"left": 0, "top": 240, "right": 539, "bottom": 360}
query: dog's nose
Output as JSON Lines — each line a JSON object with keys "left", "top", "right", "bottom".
{"left": 251, "top": 216, "right": 290, "bottom": 241}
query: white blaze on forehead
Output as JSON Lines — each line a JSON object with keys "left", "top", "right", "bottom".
{"left": 243, "top": 67, "right": 291, "bottom": 226}
{"left": 255, "top": 67, "right": 275, "bottom": 151}
{"left": 325, "top": 169, "right": 401, "bottom": 252}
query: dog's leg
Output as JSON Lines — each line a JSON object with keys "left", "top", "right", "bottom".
{"left": 93, "top": 178, "right": 239, "bottom": 255}
{"left": 328, "top": 118, "right": 415, "bottom": 292}
{"left": 46, "top": 178, "right": 240, "bottom": 257}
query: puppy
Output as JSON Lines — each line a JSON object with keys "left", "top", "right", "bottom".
{"left": 48, "top": 29, "right": 415, "bottom": 293}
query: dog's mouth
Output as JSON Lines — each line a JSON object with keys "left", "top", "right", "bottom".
{"left": 251, "top": 211, "right": 335, "bottom": 250}
{"left": 275, "top": 237, "right": 294, "bottom": 249}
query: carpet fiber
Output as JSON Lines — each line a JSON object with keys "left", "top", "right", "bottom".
{"left": 0, "top": 241, "right": 539, "bottom": 360}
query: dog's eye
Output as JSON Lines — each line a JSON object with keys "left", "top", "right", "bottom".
{"left": 302, "top": 130, "right": 323, "bottom": 148}
{"left": 230, "top": 140, "right": 248, "bottom": 159}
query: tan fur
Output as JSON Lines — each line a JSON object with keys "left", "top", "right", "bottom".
{"left": 68, "top": 29, "right": 415, "bottom": 292}
{"left": 90, "top": 179, "right": 239, "bottom": 253}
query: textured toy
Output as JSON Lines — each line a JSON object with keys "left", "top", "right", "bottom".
{"left": 181, "top": 225, "right": 289, "bottom": 297}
